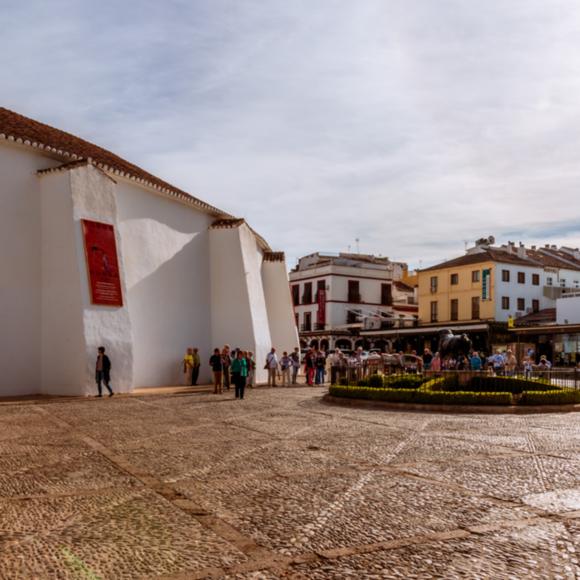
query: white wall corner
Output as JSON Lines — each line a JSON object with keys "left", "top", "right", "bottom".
{"left": 69, "top": 165, "right": 134, "bottom": 394}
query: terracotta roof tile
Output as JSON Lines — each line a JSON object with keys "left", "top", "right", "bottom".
{"left": 0, "top": 106, "right": 231, "bottom": 217}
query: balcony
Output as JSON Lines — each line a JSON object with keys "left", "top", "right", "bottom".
{"left": 301, "top": 323, "right": 312, "bottom": 332}
{"left": 315, "top": 323, "right": 326, "bottom": 331}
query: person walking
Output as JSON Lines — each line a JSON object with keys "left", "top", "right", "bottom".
{"left": 221, "top": 345, "right": 231, "bottom": 390}
{"left": 246, "top": 351, "right": 256, "bottom": 388}
{"left": 191, "top": 347, "right": 201, "bottom": 386}
{"left": 266, "top": 347, "right": 279, "bottom": 386}
{"left": 430, "top": 352, "right": 442, "bottom": 372}
{"left": 231, "top": 351, "right": 248, "bottom": 399}
{"left": 469, "top": 351, "right": 482, "bottom": 371}
{"left": 210, "top": 348, "right": 223, "bottom": 394}
{"left": 95, "top": 346, "right": 114, "bottom": 397}
{"left": 280, "top": 351, "right": 292, "bottom": 386}
{"left": 290, "top": 347, "right": 300, "bottom": 385}
{"left": 329, "top": 348, "right": 343, "bottom": 385}
{"left": 422, "top": 348, "right": 433, "bottom": 371}
{"left": 315, "top": 348, "right": 327, "bottom": 385}
{"left": 182, "top": 348, "right": 194, "bottom": 385}
{"left": 505, "top": 349, "right": 517, "bottom": 377}
{"left": 304, "top": 348, "right": 315, "bottom": 386}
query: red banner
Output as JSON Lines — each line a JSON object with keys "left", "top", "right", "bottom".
{"left": 81, "top": 219, "right": 123, "bottom": 307}
{"left": 317, "top": 288, "right": 326, "bottom": 325}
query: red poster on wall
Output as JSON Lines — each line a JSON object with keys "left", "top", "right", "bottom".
{"left": 81, "top": 219, "right": 123, "bottom": 307}
{"left": 317, "top": 288, "right": 326, "bottom": 325}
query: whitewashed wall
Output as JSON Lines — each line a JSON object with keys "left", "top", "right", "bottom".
{"left": 262, "top": 260, "right": 300, "bottom": 354}
{"left": 0, "top": 144, "right": 59, "bottom": 396}
{"left": 116, "top": 180, "right": 214, "bottom": 386}
{"left": 209, "top": 223, "right": 272, "bottom": 383}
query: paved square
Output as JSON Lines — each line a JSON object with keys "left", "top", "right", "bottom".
{"left": 0, "top": 388, "right": 579, "bottom": 579}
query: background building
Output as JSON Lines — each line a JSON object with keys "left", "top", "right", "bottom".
{"left": 0, "top": 107, "right": 298, "bottom": 397}
{"left": 289, "top": 252, "right": 417, "bottom": 351}
{"left": 415, "top": 237, "right": 580, "bottom": 354}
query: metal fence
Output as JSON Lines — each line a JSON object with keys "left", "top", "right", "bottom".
{"left": 332, "top": 361, "right": 580, "bottom": 390}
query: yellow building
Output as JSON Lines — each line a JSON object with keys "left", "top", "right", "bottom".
{"left": 418, "top": 254, "right": 496, "bottom": 324}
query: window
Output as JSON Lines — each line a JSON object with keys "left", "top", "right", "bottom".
{"left": 302, "top": 282, "right": 313, "bottom": 304}
{"left": 303, "top": 312, "right": 312, "bottom": 331}
{"left": 546, "top": 277, "right": 553, "bottom": 287}
{"left": 430, "top": 276, "right": 438, "bottom": 293}
{"left": 517, "top": 272, "right": 525, "bottom": 284}
{"left": 501, "top": 296, "right": 510, "bottom": 310}
{"left": 346, "top": 309, "right": 360, "bottom": 324}
{"left": 450, "top": 299, "right": 459, "bottom": 321}
{"left": 294, "top": 313, "right": 299, "bottom": 327}
{"left": 348, "top": 280, "right": 361, "bottom": 303}
{"left": 381, "top": 283, "right": 392, "bottom": 306}
{"left": 316, "top": 279, "right": 325, "bottom": 300}
{"left": 450, "top": 273, "right": 459, "bottom": 285}
{"left": 517, "top": 298, "right": 525, "bottom": 311}
{"left": 471, "top": 296, "right": 480, "bottom": 319}
{"left": 472, "top": 270, "right": 480, "bottom": 283}
{"left": 532, "top": 299, "right": 539, "bottom": 313}
{"left": 575, "top": 280, "right": 580, "bottom": 289}
{"left": 502, "top": 270, "right": 510, "bottom": 282}
{"left": 532, "top": 273, "right": 540, "bottom": 286}
{"left": 560, "top": 279, "right": 567, "bottom": 288}
{"left": 291, "top": 285, "right": 300, "bottom": 306}
{"left": 430, "top": 301, "right": 438, "bottom": 323}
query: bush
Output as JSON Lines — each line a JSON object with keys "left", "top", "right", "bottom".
{"left": 328, "top": 385, "right": 513, "bottom": 406}
{"left": 469, "top": 375, "right": 552, "bottom": 394}
{"left": 368, "top": 374, "right": 385, "bottom": 388}
{"left": 338, "top": 378, "right": 349, "bottom": 386}
{"left": 384, "top": 374, "right": 426, "bottom": 389}
{"left": 520, "top": 389, "right": 580, "bottom": 406}
{"left": 356, "top": 378, "right": 369, "bottom": 387}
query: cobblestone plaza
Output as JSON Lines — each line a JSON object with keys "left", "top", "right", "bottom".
{"left": 0, "top": 387, "right": 579, "bottom": 579}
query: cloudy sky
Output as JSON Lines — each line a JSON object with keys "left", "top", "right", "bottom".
{"left": 3, "top": 0, "right": 580, "bottom": 268}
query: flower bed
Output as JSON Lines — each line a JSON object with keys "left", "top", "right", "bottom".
{"left": 329, "top": 374, "right": 580, "bottom": 406}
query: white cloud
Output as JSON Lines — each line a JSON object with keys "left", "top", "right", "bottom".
{"left": 3, "top": 0, "right": 580, "bottom": 268}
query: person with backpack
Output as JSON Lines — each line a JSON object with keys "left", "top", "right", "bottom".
{"left": 210, "top": 348, "right": 223, "bottom": 394}
{"left": 231, "top": 350, "right": 248, "bottom": 399}
{"left": 266, "top": 347, "right": 279, "bottom": 386}
{"left": 315, "top": 349, "right": 327, "bottom": 385}
{"left": 290, "top": 347, "right": 300, "bottom": 385}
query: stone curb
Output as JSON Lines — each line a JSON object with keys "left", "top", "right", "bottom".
{"left": 322, "top": 394, "right": 580, "bottom": 414}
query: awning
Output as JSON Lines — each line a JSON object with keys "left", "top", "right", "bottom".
{"left": 361, "top": 323, "right": 490, "bottom": 338}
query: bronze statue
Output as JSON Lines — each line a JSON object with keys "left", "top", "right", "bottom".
{"left": 438, "top": 329, "right": 472, "bottom": 359}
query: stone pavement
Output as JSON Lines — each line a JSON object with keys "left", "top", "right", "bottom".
{"left": 0, "top": 387, "right": 579, "bottom": 579}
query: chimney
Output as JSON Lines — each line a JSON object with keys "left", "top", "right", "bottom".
{"left": 531, "top": 245, "right": 536, "bottom": 250}
{"left": 516, "top": 242, "right": 526, "bottom": 259}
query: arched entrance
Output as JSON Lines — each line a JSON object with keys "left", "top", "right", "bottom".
{"left": 335, "top": 338, "right": 352, "bottom": 351}
{"left": 320, "top": 338, "right": 330, "bottom": 352}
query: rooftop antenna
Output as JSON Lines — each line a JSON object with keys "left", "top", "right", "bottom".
{"left": 355, "top": 238, "right": 360, "bottom": 253}
{"left": 464, "top": 239, "right": 469, "bottom": 251}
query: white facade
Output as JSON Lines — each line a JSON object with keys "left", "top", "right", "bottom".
{"left": 493, "top": 261, "right": 580, "bottom": 322}
{"left": 557, "top": 293, "right": 580, "bottom": 325}
{"left": 0, "top": 116, "right": 298, "bottom": 397}
{"left": 289, "top": 253, "right": 416, "bottom": 350}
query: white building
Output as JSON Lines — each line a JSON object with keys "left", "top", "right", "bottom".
{"left": 488, "top": 242, "right": 580, "bottom": 322}
{"left": 0, "top": 107, "right": 298, "bottom": 397}
{"left": 289, "top": 252, "right": 417, "bottom": 351}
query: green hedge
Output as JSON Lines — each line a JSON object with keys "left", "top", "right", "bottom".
{"left": 468, "top": 375, "right": 552, "bottom": 394}
{"left": 329, "top": 385, "right": 512, "bottom": 406}
{"left": 520, "top": 389, "right": 580, "bottom": 406}
{"left": 384, "top": 375, "right": 426, "bottom": 389}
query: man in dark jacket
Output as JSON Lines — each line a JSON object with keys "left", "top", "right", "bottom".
{"left": 96, "top": 346, "right": 114, "bottom": 397}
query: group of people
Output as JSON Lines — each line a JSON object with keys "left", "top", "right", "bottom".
{"left": 421, "top": 347, "right": 553, "bottom": 376}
